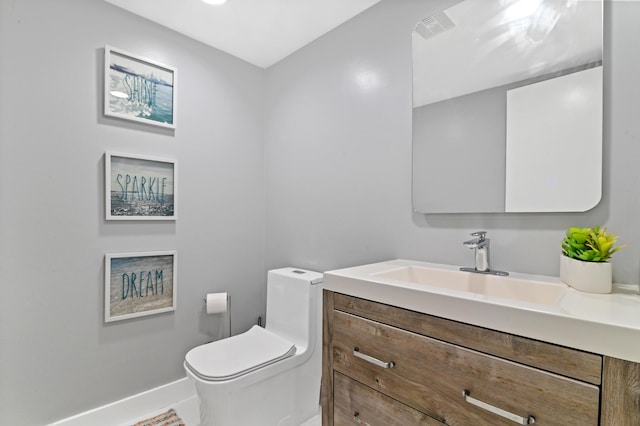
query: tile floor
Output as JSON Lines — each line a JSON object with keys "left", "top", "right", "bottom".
{"left": 124, "top": 396, "right": 321, "bottom": 426}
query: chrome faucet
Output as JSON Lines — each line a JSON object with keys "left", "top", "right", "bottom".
{"left": 460, "top": 231, "right": 508, "bottom": 276}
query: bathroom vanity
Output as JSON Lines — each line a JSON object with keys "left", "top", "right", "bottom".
{"left": 321, "top": 260, "right": 640, "bottom": 425}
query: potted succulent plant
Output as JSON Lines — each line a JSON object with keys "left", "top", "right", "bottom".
{"left": 560, "top": 226, "right": 626, "bottom": 293}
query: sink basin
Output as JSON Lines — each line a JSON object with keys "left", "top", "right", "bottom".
{"left": 323, "top": 259, "right": 640, "bottom": 363}
{"left": 373, "top": 265, "right": 567, "bottom": 305}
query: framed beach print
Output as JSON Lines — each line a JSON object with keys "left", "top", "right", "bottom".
{"left": 106, "top": 152, "right": 177, "bottom": 220}
{"left": 104, "top": 45, "right": 177, "bottom": 129}
{"left": 105, "top": 251, "right": 177, "bottom": 323}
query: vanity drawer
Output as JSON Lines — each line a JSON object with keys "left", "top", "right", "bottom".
{"left": 334, "top": 292, "right": 602, "bottom": 385}
{"left": 334, "top": 372, "right": 444, "bottom": 425}
{"left": 333, "top": 310, "right": 600, "bottom": 425}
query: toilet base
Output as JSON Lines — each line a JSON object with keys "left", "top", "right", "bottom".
{"left": 193, "top": 367, "right": 319, "bottom": 426}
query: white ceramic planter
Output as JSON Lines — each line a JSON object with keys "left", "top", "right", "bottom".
{"left": 560, "top": 254, "right": 612, "bottom": 294}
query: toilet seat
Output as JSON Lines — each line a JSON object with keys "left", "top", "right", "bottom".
{"left": 184, "top": 325, "right": 297, "bottom": 382}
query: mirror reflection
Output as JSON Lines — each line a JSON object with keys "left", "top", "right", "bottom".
{"left": 412, "top": 0, "right": 603, "bottom": 213}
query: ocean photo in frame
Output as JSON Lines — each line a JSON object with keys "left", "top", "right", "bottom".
{"left": 106, "top": 152, "right": 177, "bottom": 220}
{"left": 105, "top": 251, "right": 177, "bottom": 323}
{"left": 104, "top": 45, "right": 177, "bottom": 129}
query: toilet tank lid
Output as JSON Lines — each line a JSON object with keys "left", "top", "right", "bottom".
{"left": 269, "top": 267, "right": 323, "bottom": 285}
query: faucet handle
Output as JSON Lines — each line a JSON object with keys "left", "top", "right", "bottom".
{"left": 470, "top": 231, "right": 487, "bottom": 241}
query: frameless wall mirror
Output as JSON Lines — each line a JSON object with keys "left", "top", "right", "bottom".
{"left": 412, "top": 0, "right": 603, "bottom": 213}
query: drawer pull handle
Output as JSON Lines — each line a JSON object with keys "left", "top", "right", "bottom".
{"left": 353, "top": 411, "right": 371, "bottom": 425}
{"left": 463, "top": 390, "right": 535, "bottom": 424}
{"left": 353, "top": 347, "right": 395, "bottom": 369}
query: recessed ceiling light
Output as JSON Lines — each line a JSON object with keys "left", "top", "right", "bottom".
{"left": 202, "top": 0, "right": 227, "bottom": 5}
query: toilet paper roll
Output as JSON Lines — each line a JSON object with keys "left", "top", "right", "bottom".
{"left": 206, "top": 292, "right": 228, "bottom": 314}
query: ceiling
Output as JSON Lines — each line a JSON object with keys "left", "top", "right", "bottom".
{"left": 104, "top": 0, "right": 381, "bottom": 68}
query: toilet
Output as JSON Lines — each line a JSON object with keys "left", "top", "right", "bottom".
{"left": 184, "top": 267, "right": 323, "bottom": 426}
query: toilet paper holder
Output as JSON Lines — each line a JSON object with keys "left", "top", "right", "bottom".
{"left": 203, "top": 293, "right": 231, "bottom": 338}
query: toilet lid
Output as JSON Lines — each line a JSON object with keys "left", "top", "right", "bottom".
{"left": 184, "top": 325, "right": 297, "bottom": 381}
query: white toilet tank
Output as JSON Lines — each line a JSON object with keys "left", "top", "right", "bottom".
{"left": 265, "top": 268, "right": 323, "bottom": 349}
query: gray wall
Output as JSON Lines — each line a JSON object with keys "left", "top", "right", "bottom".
{"left": 265, "top": 0, "right": 640, "bottom": 283}
{"left": 0, "top": 0, "right": 265, "bottom": 424}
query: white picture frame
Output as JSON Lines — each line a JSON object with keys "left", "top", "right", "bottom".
{"left": 105, "top": 251, "right": 177, "bottom": 323}
{"left": 105, "top": 151, "right": 177, "bottom": 220}
{"left": 104, "top": 45, "right": 177, "bottom": 129}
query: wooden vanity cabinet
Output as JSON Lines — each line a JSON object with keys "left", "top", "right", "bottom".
{"left": 322, "top": 290, "right": 640, "bottom": 425}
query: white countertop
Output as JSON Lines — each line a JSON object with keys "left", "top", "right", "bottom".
{"left": 323, "top": 259, "right": 640, "bottom": 363}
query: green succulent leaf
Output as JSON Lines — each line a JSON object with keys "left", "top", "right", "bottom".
{"left": 561, "top": 225, "right": 626, "bottom": 262}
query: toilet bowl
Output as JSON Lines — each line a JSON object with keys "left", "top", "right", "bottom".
{"left": 184, "top": 267, "right": 323, "bottom": 426}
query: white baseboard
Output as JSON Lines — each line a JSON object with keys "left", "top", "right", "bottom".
{"left": 48, "top": 377, "right": 196, "bottom": 426}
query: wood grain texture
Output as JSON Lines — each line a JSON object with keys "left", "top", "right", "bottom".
{"left": 332, "top": 310, "right": 600, "bottom": 426}
{"left": 322, "top": 290, "right": 335, "bottom": 426}
{"left": 334, "top": 292, "right": 602, "bottom": 385}
{"left": 601, "top": 356, "right": 640, "bottom": 425}
{"left": 334, "top": 371, "right": 444, "bottom": 425}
